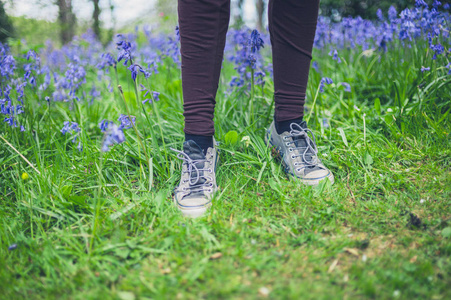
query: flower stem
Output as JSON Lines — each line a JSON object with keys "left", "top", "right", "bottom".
{"left": 118, "top": 85, "right": 153, "bottom": 190}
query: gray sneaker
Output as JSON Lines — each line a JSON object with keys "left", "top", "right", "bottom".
{"left": 172, "top": 140, "right": 218, "bottom": 218}
{"left": 265, "top": 121, "right": 334, "bottom": 186}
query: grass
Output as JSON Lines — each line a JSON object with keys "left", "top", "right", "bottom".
{"left": 0, "top": 28, "right": 450, "bottom": 299}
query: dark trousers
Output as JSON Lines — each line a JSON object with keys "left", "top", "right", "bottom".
{"left": 178, "top": 0, "right": 320, "bottom": 136}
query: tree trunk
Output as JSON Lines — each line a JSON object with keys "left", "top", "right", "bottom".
{"left": 92, "top": 0, "right": 101, "bottom": 40}
{"left": 234, "top": 0, "right": 245, "bottom": 27}
{"left": 57, "top": 0, "right": 76, "bottom": 44}
{"left": 256, "top": 0, "right": 265, "bottom": 31}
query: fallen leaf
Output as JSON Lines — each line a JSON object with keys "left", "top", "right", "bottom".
{"left": 210, "top": 252, "right": 223, "bottom": 260}
{"left": 161, "top": 268, "right": 171, "bottom": 274}
{"left": 344, "top": 247, "right": 359, "bottom": 256}
{"left": 410, "top": 255, "right": 417, "bottom": 263}
{"left": 328, "top": 259, "right": 339, "bottom": 273}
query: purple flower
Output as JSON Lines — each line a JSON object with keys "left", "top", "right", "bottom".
{"left": 312, "top": 61, "right": 320, "bottom": 72}
{"left": 249, "top": 29, "right": 264, "bottom": 54}
{"left": 340, "top": 82, "right": 351, "bottom": 92}
{"left": 431, "top": 43, "right": 444, "bottom": 59}
{"left": 376, "top": 9, "right": 384, "bottom": 21}
{"left": 319, "top": 77, "right": 333, "bottom": 93}
{"left": 96, "top": 52, "right": 116, "bottom": 70}
{"left": 388, "top": 6, "right": 398, "bottom": 21}
{"left": 118, "top": 114, "right": 135, "bottom": 130}
{"left": 99, "top": 119, "right": 112, "bottom": 132}
{"left": 116, "top": 35, "right": 133, "bottom": 66}
{"left": 142, "top": 91, "right": 160, "bottom": 104}
{"left": 329, "top": 49, "right": 341, "bottom": 63}
{"left": 8, "top": 244, "right": 18, "bottom": 251}
{"left": 102, "top": 123, "right": 125, "bottom": 152}
{"left": 421, "top": 66, "right": 431, "bottom": 72}
{"left": 61, "top": 121, "right": 81, "bottom": 145}
{"left": 415, "top": 0, "right": 428, "bottom": 8}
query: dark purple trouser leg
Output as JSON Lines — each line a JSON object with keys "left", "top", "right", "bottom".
{"left": 178, "top": 0, "right": 230, "bottom": 136}
{"left": 178, "top": 0, "right": 319, "bottom": 135}
{"left": 269, "top": 0, "right": 320, "bottom": 123}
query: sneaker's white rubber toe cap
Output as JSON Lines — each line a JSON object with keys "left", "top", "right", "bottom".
{"left": 298, "top": 170, "right": 335, "bottom": 186}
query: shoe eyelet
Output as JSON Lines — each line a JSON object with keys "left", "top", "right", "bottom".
{"left": 285, "top": 142, "right": 290, "bottom": 146}
{"left": 209, "top": 169, "right": 213, "bottom": 173}
{"left": 291, "top": 155, "right": 295, "bottom": 159}
{"left": 289, "top": 148, "right": 293, "bottom": 152}
{"left": 209, "top": 183, "right": 213, "bottom": 187}
{"left": 283, "top": 136, "right": 287, "bottom": 140}
{"left": 296, "top": 168, "right": 301, "bottom": 172}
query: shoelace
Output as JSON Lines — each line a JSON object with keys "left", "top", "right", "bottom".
{"left": 284, "top": 123, "right": 319, "bottom": 167}
{"left": 171, "top": 148, "right": 213, "bottom": 191}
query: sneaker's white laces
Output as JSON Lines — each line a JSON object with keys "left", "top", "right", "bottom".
{"left": 287, "top": 123, "right": 318, "bottom": 166}
{"left": 171, "top": 148, "right": 211, "bottom": 186}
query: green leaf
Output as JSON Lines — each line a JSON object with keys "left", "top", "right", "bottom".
{"left": 442, "top": 227, "right": 451, "bottom": 238}
{"left": 384, "top": 115, "right": 394, "bottom": 126}
{"left": 337, "top": 128, "right": 349, "bottom": 147}
{"left": 224, "top": 130, "right": 239, "bottom": 145}
{"left": 374, "top": 98, "right": 381, "bottom": 115}
{"left": 61, "top": 185, "right": 72, "bottom": 199}
{"left": 117, "top": 291, "right": 136, "bottom": 300}
{"left": 364, "top": 151, "right": 373, "bottom": 166}
{"left": 67, "top": 195, "right": 86, "bottom": 206}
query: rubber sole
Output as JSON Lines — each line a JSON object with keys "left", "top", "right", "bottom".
{"left": 174, "top": 198, "right": 211, "bottom": 218}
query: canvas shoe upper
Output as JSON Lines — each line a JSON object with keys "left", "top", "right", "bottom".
{"left": 265, "top": 121, "right": 334, "bottom": 186}
{"left": 172, "top": 140, "right": 218, "bottom": 218}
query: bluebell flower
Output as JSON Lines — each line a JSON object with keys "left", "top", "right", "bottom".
{"left": 312, "top": 61, "right": 320, "bottom": 72}
{"left": 116, "top": 35, "right": 133, "bottom": 66}
{"left": 61, "top": 121, "right": 81, "bottom": 145}
{"left": 421, "top": 66, "right": 431, "bottom": 72}
{"left": 102, "top": 123, "right": 125, "bottom": 152}
{"left": 142, "top": 91, "right": 160, "bottom": 105}
{"left": 249, "top": 29, "right": 264, "bottom": 54}
{"left": 431, "top": 43, "right": 444, "bottom": 59}
{"left": 8, "top": 244, "right": 17, "bottom": 251}
{"left": 329, "top": 49, "right": 341, "bottom": 63}
{"left": 415, "top": 0, "right": 428, "bottom": 8}
{"left": 388, "top": 6, "right": 398, "bottom": 21}
{"left": 96, "top": 52, "right": 116, "bottom": 70}
{"left": 99, "top": 119, "right": 112, "bottom": 132}
{"left": 118, "top": 114, "right": 135, "bottom": 130}
{"left": 340, "top": 82, "right": 351, "bottom": 92}
{"left": 377, "top": 9, "right": 384, "bottom": 21}
{"left": 319, "top": 77, "right": 333, "bottom": 93}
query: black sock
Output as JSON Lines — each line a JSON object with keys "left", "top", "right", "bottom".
{"left": 275, "top": 117, "right": 303, "bottom": 134}
{"left": 185, "top": 134, "right": 213, "bottom": 155}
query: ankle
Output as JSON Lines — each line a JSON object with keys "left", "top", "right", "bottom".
{"left": 275, "top": 117, "right": 303, "bottom": 134}
{"left": 185, "top": 134, "right": 213, "bottom": 155}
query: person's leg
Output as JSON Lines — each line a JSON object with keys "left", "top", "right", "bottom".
{"left": 268, "top": 0, "right": 320, "bottom": 134}
{"left": 175, "top": 0, "right": 230, "bottom": 217}
{"left": 178, "top": 0, "right": 230, "bottom": 152}
{"left": 265, "top": 0, "right": 334, "bottom": 185}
